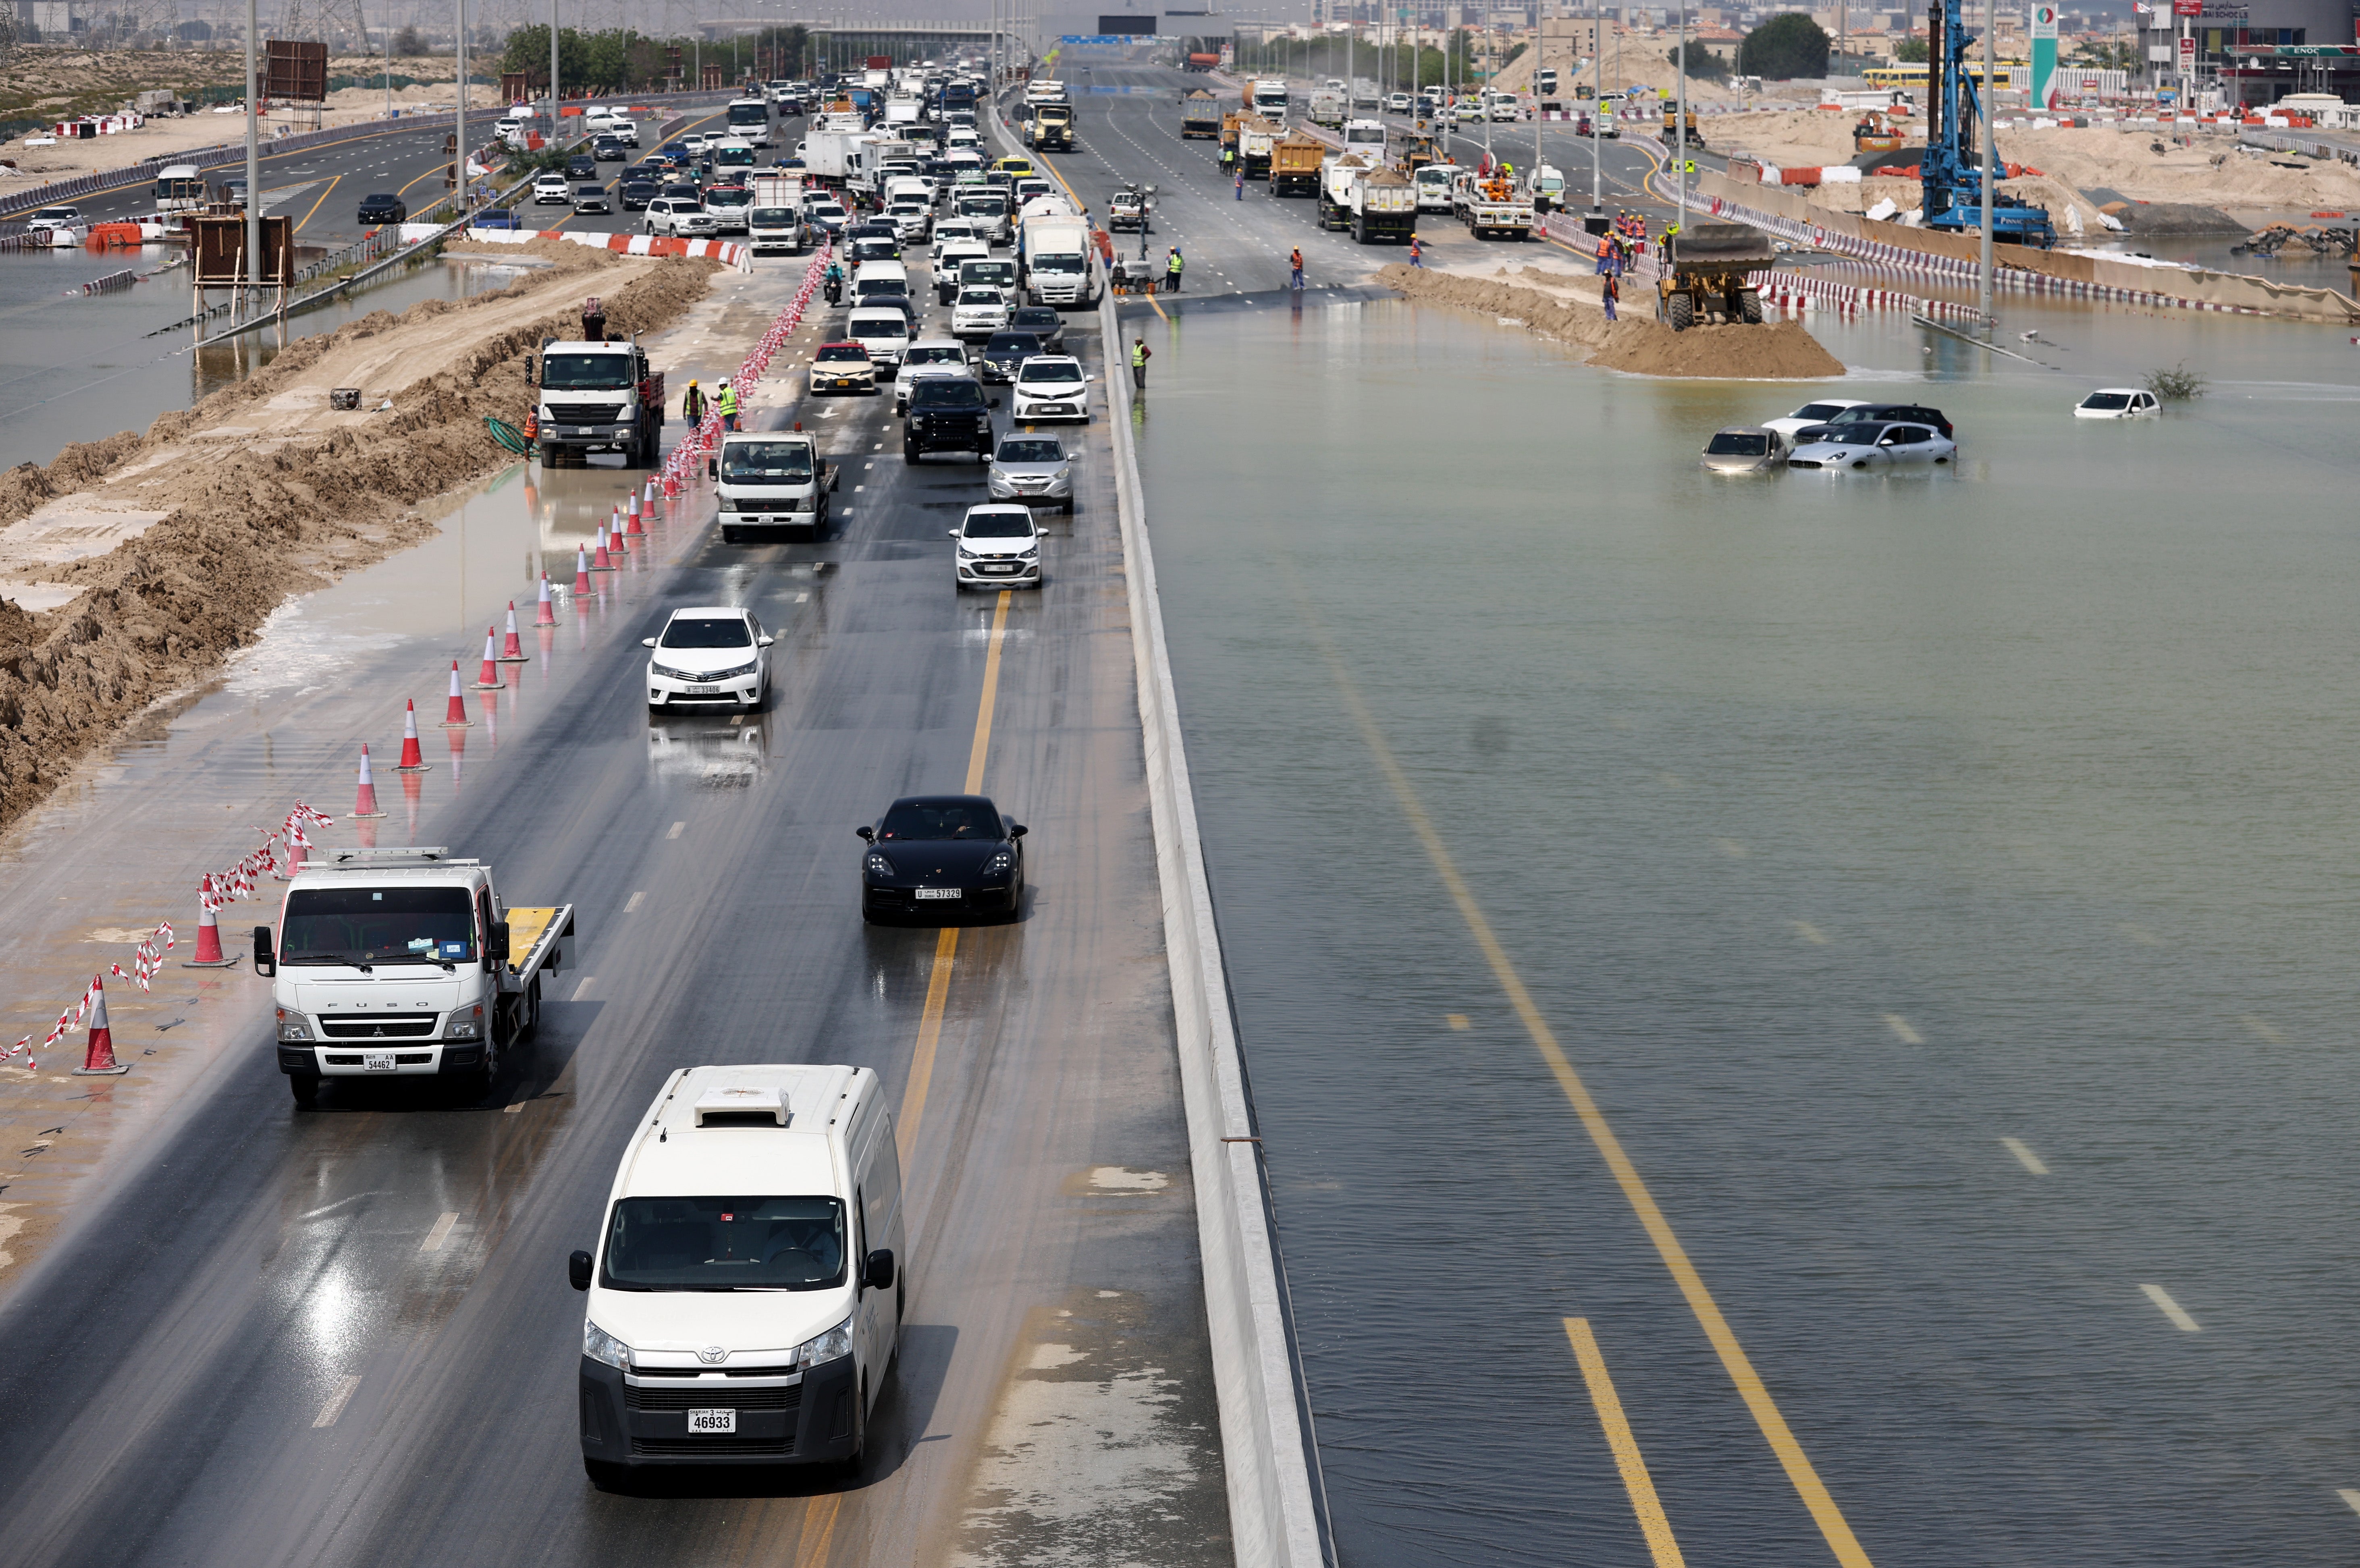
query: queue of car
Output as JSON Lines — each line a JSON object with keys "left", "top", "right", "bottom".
{"left": 1701, "top": 398, "right": 1961, "bottom": 475}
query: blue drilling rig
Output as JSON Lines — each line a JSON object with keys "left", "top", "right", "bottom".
{"left": 1922, "top": 0, "right": 2055, "bottom": 247}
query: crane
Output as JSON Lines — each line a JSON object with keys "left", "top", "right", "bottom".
{"left": 1922, "top": 0, "right": 2054, "bottom": 248}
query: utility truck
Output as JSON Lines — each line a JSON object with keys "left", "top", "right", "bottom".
{"left": 254, "top": 846, "right": 573, "bottom": 1104}
{"left": 709, "top": 428, "right": 839, "bottom": 542}
{"left": 1456, "top": 168, "right": 1535, "bottom": 240}
{"left": 1236, "top": 115, "right": 1280, "bottom": 179}
{"left": 530, "top": 337, "right": 665, "bottom": 467}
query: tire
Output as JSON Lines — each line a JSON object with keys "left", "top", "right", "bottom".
{"left": 1060, "top": 497, "right": 1074, "bottom": 515}
{"left": 903, "top": 439, "right": 920, "bottom": 464}
{"left": 720, "top": 525, "right": 740, "bottom": 543}
{"left": 1667, "top": 291, "right": 1695, "bottom": 332}
{"left": 289, "top": 1071, "right": 320, "bottom": 1107}
{"left": 833, "top": 1374, "right": 868, "bottom": 1482}
{"left": 1739, "top": 288, "right": 1764, "bottom": 324}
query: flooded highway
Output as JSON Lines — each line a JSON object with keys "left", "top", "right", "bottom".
{"left": 1136, "top": 296, "right": 2360, "bottom": 1565}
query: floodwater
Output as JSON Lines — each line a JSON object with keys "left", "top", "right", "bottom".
{"left": 1136, "top": 292, "right": 2360, "bottom": 1566}
{"left": 0, "top": 250, "right": 548, "bottom": 472}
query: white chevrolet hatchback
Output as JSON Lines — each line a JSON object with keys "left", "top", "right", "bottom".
{"left": 571, "top": 1063, "right": 907, "bottom": 1487}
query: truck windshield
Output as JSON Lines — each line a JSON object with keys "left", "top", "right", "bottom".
{"left": 282, "top": 886, "right": 475, "bottom": 964}
{"left": 750, "top": 207, "right": 794, "bottom": 224}
{"left": 602, "top": 1196, "right": 846, "bottom": 1290}
{"left": 727, "top": 105, "right": 767, "bottom": 127}
{"left": 540, "top": 352, "right": 636, "bottom": 391}
{"left": 1032, "top": 253, "right": 1084, "bottom": 275}
{"left": 962, "top": 262, "right": 1016, "bottom": 285}
{"left": 722, "top": 442, "right": 814, "bottom": 482}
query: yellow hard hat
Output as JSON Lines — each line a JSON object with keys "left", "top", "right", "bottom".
{"left": 689, "top": 378, "right": 699, "bottom": 386}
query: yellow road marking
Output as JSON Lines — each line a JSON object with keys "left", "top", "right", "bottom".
{"left": 792, "top": 1492, "right": 841, "bottom": 1566}
{"left": 897, "top": 590, "right": 1014, "bottom": 1147}
{"left": 1311, "top": 626, "right": 1876, "bottom": 1568}
{"left": 292, "top": 172, "right": 341, "bottom": 234}
{"left": 1564, "top": 1318, "right": 1686, "bottom": 1568}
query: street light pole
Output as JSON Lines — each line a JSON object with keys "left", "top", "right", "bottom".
{"left": 1675, "top": 0, "right": 1687, "bottom": 237}
{"left": 1978, "top": 0, "right": 1995, "bottom": 323}
{"left": 243, "top": 0, "right": 258, "bottom": 326}
{"left": 549, "top": 0, "right": 559, "bottom": 135}
{"left": 1590, "top": 0, "right": 1600, "bottom": 214}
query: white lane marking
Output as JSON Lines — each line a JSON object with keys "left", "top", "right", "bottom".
{"left": 1790, "top": 921, "right": 1828, "bottom": 944}
{"left": 667, "top": 821, "right": 685, "bottom": 840}
{"left": 2338, "top": 1489, "right": 2360, "bottom": 1518}
{"left": 864, "top": 460, "right": 875, "bottom": 469}
{"left": 2141, "top": 1283, "right": 2200, "bottom": 1332}
{"left": 1882, "top": 1013, "right": 1923, "bottom": 1045}
{"left": 503, "top": 1099, "right": 526, "bottom": 1114}
{"left": 2241, "top": 1015, "right": 2285, "bottom": 1044}
{"left": 312, "top": 1374, "right": 364, "bottom": 1428}
{"left": 1999, "top": 1137, "right": 2050, "bottom": 1176}
{"left": 421, "top": 1211, "right": 459, "bottom": 1252}
{"left": 570, "top": 975, "right": 595, "bottom": 1000}
{"left": 855, "top": 483, "right": 866, "bottom": 492}
{"left": 624, "top": 890, "right": 645, "bottom": 913}
{"left": 796, "top": 592, "right": 810, "bottom": 602}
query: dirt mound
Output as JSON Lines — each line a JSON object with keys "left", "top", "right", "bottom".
{"left": 1375, "top": 263, "right": 1843, "bottom": 380}
{"left": 0, "top": 250, "right": 719, "bottom": 832}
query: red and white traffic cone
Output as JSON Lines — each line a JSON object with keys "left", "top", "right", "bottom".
{"left": 624, "top": 492, "right": 643, "bottom": 536}
{"left": 396, "top": 699, "right": 430, "bottom": 770}
{"left": 572, "top": 546, "right": 592, "bottom": 597}
{"left": 72, "top": 976, "right": 129, "bottom": 1076}
{"left": 183, "top": 884, "right": 239, "bottom": 967}
{"left": 644, "top": 478, "right": 657, "bottom": 512}
{"left": 474, "top": 627, "right": 505, "bottom": 690}
{"left": 535, "top": 572, "right": 557, "bottom": 626}
{"left": 351, "top": 741, "right": 387, "bottom": 817}
{"left": 592, "top": 524, "right": 613, "bottom": 571}
{"left": 499, "top": 601, "right": 528, "bottom": 661}
{"left": 440, "top": 661, "right": 472, "bottom": 728}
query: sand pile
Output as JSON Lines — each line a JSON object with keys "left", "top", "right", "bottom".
{"left": 1376, "top": 262, "right": 1844, "bottom": 379}
{"left": 0, "top": 247, "right": 719, "bottom": 832}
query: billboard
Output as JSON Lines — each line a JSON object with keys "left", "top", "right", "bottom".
{"left": 262, "top": 39, "right": 328, "bottom": 101}
{"left": 1097, "top": 15, "right": 1159, "bottom": 33}
{"left": 191, "top": 214, "right": 294, "bottom": 286}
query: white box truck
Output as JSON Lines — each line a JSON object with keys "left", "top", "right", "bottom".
{"left": 570, "top": 1063, "right": 906, "bottom": 1486}
{"left": 1017, "top": 212, "right": 1099, "bottom": 306}
{"left": 748, "top": 173, "right": 807, "bottom": 253}
{"left": 254, "top": 846, "right": 572, "bottom": 1104}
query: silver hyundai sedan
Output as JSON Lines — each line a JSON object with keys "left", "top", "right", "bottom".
{"left": 987, "top": 434, "right": 1074, "bottom": 513}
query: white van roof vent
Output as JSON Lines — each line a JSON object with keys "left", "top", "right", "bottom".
{"left": 693, "top": 1085, "right": 789, "bottom": 1128}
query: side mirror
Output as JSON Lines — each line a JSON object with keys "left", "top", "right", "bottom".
{"left": 856, "top": 825, "right": 876, "bottom": 842}
{"left": 948, "top": 528, "right": 961, "bottom": 537}
{"left": 1008, "top": 823, "right": 1027, "bottom": 838}
{"left": 707, "top": 456, "right": 718, "bottom": 478}
{"left": 757, "top": 633, "right": 773, "bottom": 647}
{"left": 568, "top": 1249, "right": 594, "bottom": 1291}
{"left": 862, "top": 1248, "right": 897, "bottom": 1291}
{"left": 487, "top": 921, "right": 511, "bottom": 964}
{"left": 641, "top": 637, "right": 656, "bottom": 647}
{"left": 524, "top": 356, "right": 536, "bottom": 386}
{"left": 253, "top": 925, "right": 276, "bottom": 977}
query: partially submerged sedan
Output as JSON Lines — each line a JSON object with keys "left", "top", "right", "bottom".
{"left": 1787, "top": 420, "right": 1957, "bottom": 472}
{"left": 2074, "top": 387, "right": 2160, "bottom": 419}
{"left": 1699, "top": 425, "right": 1789, "bottom": 475}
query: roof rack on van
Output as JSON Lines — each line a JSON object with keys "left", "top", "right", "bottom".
{"left": 694, "top": 1084, "right": 789, "bottom": 1127}
{"left": 312, "top": 846, "right": 466, "bottom": 865}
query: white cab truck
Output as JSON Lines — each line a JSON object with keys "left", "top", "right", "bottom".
{"left": 571, "top": 1063, "right": 906, "bottom": 1485}
{"left": 1250, "top": 77, "right": 1289, "bottom": 120}
{"left": 1322, "top": 156, "right": 1418, "bottom": 244}
{"left": 748, "top": 173, "right": 807, "bottom": 253}
{"left": 799, "top": 127, "right": 876, "bottom": 185}
{"left": 1016, "top": 211, "right": 1098, "bottom": 306}
{"left": 1307, "top": 88, "right": 1346, "bottom": 127}
{"left": 530, "top": 337, "right": 665, "bottom": 467}
{"left": 254, "top": 846, "right": 572, "bottom": 1104}
{"left": 710, "top": 429, "right": 838, "bottom": 543}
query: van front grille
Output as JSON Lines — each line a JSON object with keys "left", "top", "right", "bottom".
{"left": 320, "top": 1014, "right": 439, "bottom": 1039}
{"left": 631, "top": 1435, "right": 796, "bottom": 1458}
{"left": 627, "top": 1383, "right": 803, "bottom": 1412}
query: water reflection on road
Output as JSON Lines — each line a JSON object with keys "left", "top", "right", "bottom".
{"left": 1140, "top": 295, "right": 2360, "bottom": 1567}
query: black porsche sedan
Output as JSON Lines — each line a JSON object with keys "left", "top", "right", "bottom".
{"left": 356, "top": 192, "right": 407, "bottom": 224}
{"left": 858, "top": 795, "right": 1025, "bottom": 923}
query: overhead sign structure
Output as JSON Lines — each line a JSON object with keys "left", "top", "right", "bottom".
{"left": 1095, "top": 15, "right": 1159, "bottom": 33}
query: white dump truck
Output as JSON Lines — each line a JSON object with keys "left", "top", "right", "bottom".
{"left": 709, "top": 427, "right": 839, "bottom": 543}
{"left": 1321, "top": 157, "right": 1418, "bottom": 244}
{"left": 254, "top": 846, "right": 573, "bottom": 1104}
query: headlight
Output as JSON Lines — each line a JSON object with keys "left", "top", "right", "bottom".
{"left": 865, "top": 852, "right": 896, "bottom": 878}
{"left": 1018, "top": 546, "right": 1038, "bottom": 559}
{"left": 710, "top": 660, "right": 758, "bottom": 680}
{"left": 583, "top": 1318, "right": 630, "bottom": 1369}
{"left": 275, "top": 1008, "right": 311, "bottom": 1041}
{"left": 1053, "top": 466, "right": 1071, "bottom": 482}
{"left": 792, "top": 1315, "right": 854, "bottom": 1371}
{"left": 718, "top": 496, "right": 738, "bottom": 512}
{"left": 957, "top": 544, "right": 980, "bottom": 559}
{"left": 983, "top": 849, "right": 1014, "bottom": 874}
{"left": 650, "top": 661, "right": 697, "bottom": 680}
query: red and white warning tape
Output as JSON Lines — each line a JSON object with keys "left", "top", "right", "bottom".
{"left": 659, "top": 245, "right": 834, "bottom": 499}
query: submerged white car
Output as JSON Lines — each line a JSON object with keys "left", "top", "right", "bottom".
{"left": 2074, "top": 387, "right": 2161, "bottom": 419}
{"left": 1699, "top": 425, "right": 1789, "bottom": 474}
{"left": 1762, "top": 397, "right": 1872, "bottom": 439}
{"left": 643, "top": 606, "right": 773, "bottom": 711}
{"left": 1787, "top": 421, "right": 1957, "bottom": 472}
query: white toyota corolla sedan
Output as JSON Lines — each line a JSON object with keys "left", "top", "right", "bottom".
{"left": 643, "top": 606, "right": 773, "bottom": 711}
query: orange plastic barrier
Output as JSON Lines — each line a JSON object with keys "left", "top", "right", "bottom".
{"left": 86, "top": 222, "right": 143, "bottom": 249}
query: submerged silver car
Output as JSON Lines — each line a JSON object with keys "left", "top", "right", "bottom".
{"left": 1699, "top": 425, "right": 1789, "bottom": 475}
{"left": 987, "top": 434, "right": 1074, "bottom": 513}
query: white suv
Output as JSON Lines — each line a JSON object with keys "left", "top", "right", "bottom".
{"left": 569, "top": 1063, "right": 906, "bottom": 1488}
{"left": 644, "top": 197, "right": 717, "bottom": 236}
{"left": 1009, "top": 355, "right": 1091, "bottom": 423}
{"left": 893, "top": 339, "right": 971, "bottom": 414}
{"left": 950, "top": 286, "right": 1009, "bottom": 340}
{"left": 642, "top": 606, "right": 772, "bottom": 711}
{"left": 608, "top": 116, "right": 640, "bottom": 147}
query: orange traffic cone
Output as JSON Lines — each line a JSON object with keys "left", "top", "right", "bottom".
{"left": 474, "top": 627, "right": 506, "bottom": 690}
{"left": 396, "top": 698, "right": 430, "bottom": 770}
{"left": 535, "top": 573, "right": 557, "bottom": 626}
{"left": 72, "top": 976, "right": 129, "bottom": 1076}
{"left": 499, "top": 601, "right": 528, "bottom": 661}
{"left": 351, "top": 741, "right": 387, "bottom": 816}
{"left": 440, "top": 661, "right": 472, "bottom": 728}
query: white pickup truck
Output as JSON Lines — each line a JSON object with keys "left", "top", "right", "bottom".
{"left": 254, "top": 846, "right": 573, "bottom": 1104}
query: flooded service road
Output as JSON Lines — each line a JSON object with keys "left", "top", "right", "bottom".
{"left": 1138, "top": 296, "right": 2360, "bottom": 1566}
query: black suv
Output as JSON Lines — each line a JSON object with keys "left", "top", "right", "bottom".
{"left": 1007, "top": 307, "right": 1066, "bottom": 353}
{"left": 1797, "top": 403, "right": 1955, "bottom": 443}
{"left": 977, "top": 331, "right": 1044, "bottom": 384}
{"left": 356, "top": 192, "right": 406, "bottom": 224}
{"left": 903, "top": 377, "right": 998, "bottom": 463}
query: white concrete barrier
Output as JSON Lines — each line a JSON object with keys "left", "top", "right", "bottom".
{"left": 1099, "top": 290, "right": 1332, "bottom": 1568}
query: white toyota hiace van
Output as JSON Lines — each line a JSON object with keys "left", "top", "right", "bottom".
{"left": 571, "top": 1064, "right": 907, "bottom": 1484}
